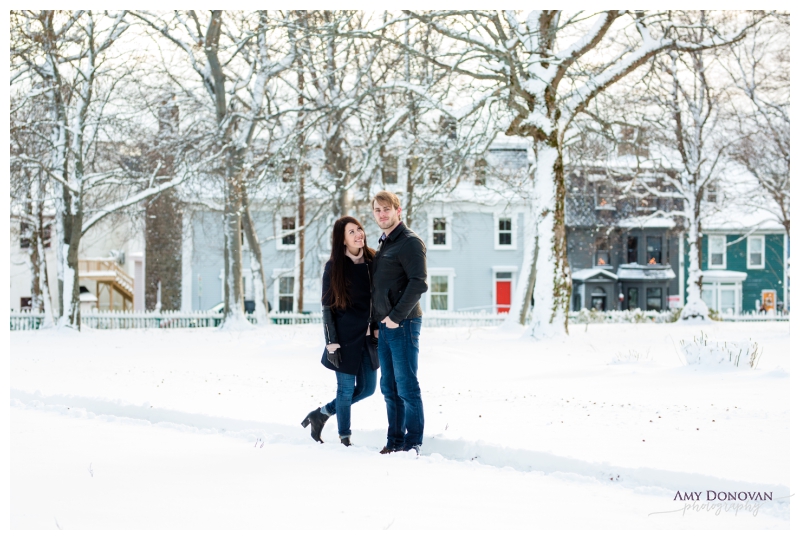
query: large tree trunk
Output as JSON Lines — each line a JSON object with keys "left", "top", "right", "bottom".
{"left": 61, "top": 201, "right": 83, "bottom": 328}
{"left": 242, "top": 199, "right": 270, "bottom": 324}
{"left": 297, "top": 170, "right": 306, "bottom": 313}
{"left": 505, "top": 142, "right": 570, "bottom": 336}
{"left": 681, "top": 210, "right": 709, "bottom": 320}
{"left": 221, "top": 168, "right": 248, "bottom": 328}
{"left": 36, "top": 233, "right": 55, "bottom": 328}
{"left": 54, "top": 180, "right": 82, "bottom": 329}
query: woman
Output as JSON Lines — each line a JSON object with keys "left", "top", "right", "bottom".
{"left": 301, "top": 216, "right": 379, "bottom": 446}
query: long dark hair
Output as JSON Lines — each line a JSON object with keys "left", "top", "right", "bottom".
{"left": 325, "top": 216, "right": 374, "bottom": 311}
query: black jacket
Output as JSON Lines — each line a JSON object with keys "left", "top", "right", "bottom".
{"left": 320, "top": 258, "right": 379, "bottom": 375}
{"left": 371, "top": 222, "right": 428, "bottom": 325}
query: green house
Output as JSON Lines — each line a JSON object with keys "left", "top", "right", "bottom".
{"left": 681, "top": 221, "right": 788, "bottom": 315}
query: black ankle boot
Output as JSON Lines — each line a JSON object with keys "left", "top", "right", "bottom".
{"left": 340, "top": 436, "right": 351, "bottom": 447}
{"left": 301, "top": 408, "right": 329, "bottom": 443}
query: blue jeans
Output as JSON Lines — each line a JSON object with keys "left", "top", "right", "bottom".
{"left": 321, "top": 349, "right": 377, "bottom": 437}
{"left": 378, "top": 317, "right": 424, "bottom": 450}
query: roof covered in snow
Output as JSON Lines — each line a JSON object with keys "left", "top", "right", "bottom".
{"left": 617, "top": 217, "right": 676, "bottom": 229}
{"left": 617, "top": 264, "right": 676, "bottom": 281}
{"left": 701, "top": 270, "right": 748, "bottom": 282}
{"left": 571, "top": 268, "right": 619, "bottom": 282}
{"left": 702, "top": 205, "right": 785, "bottom": 233}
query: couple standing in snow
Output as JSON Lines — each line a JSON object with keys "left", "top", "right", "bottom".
{"left": 301, "top": 191, "right": 428, "bottom": 454}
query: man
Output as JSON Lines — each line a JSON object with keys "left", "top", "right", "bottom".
{"left": 370, "top": 190, "right": 427, "bottom": 454}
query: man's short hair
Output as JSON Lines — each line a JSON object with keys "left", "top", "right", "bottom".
{"left": 372, "top": 190, "right": 401, "bottom": 210}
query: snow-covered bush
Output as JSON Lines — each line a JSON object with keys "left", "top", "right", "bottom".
{"left": 679, "top": 331, "right": 762, "bottom": 369}
{"left": 610, "top": 349, "right": 651, "bottom": 364}
{"left": 569, "top": 308, "right": 680, "bottom": 324}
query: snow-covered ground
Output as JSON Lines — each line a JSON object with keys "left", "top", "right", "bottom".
{"left": 10, "top": 321, "right": 791, "bottom": 529}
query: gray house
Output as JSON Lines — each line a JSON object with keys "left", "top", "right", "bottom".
{"left": 565, "top": 166, "right": 682, "bottom": 312}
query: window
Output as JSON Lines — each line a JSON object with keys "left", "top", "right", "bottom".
{"left": 627, "top": 288, "right": 639, "bottom": 310}
{"left": 496, "top": 217, "right": 514, "bottom": 249}
{"left": 475, "top": 158, "right": 487, "bottom": 186}
{"left": 619, "top": 126, "right": 649, "bottom": 158}
{"left": 406, "top": 157, "right": 420, "bottom": 184}
{"left": 627, "top": 236, "right": 639, "bottom": 264}
{"left": 646, "top": 236, "right": 662, "bottom": 265}
{"left": 591, "top": 287, "right": 607, "bottom": 311}
{"left": 430, "top": 276, "right": 449, "bottom": 310}
{"left": 280, "top": 217, "right": 296, "bottom": 248}
{"left": 428, "top": 157, "right": 444, "bottom": 184}
{"left": 708, "top": 235, "right": 726, "bottom": 269}
{"left": 427, "top": 268, "right": 455, "bottom": 312}
{"left": 19, "top": 223, "right": 52, "bottom": 249}
{"left": 278, "top": 276, "right": 294, "bottom": 312}
{"left": 595, "top": 184, "right": 614, "bottom": 210}
{"left": 282, "top": 159, "right": 297, "bottom": 183}
{"left": 719, "top": 288, "right": 736, "bottom": 314}
{"left": 20, "top": 297, "right": 32, "bottom": 311}
{"left": 427, "top": 214, "right": 452, "bottom": 250}
{"left": 383, "top": 155, "right": 398, "bottom": 184}
{"left": 706, "top": 182, "right": 719, "bottom": 203}
{"left": 595, "top": 236, "right": 610, "bottom": 266}
{"left": 439, "top": 115, "right": 457, "bottom": 140}
{"left": 747, "top": 235, "right": 765, "bottom": 269}
{"left": 646, "top": 287, "right": 662, "bottom": 310}
{"left": 433, "top": 218, "right": 447, "bottom": 246}
{"left": 637, "top": 195, "right": 654, "bottom": 212}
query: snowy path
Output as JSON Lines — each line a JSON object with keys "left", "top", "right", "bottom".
{"left": 11, "top": 323, "right": 790, "bottom": 529}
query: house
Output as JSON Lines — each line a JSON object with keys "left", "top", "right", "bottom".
{"left": 10, "top": 214, "right": 143, "bottom": 313}
{"left": 564, "top": 163, "right": 683, "bottom": 312}
{"left": 685, "top": 208, "right": 788, "bottom": 315}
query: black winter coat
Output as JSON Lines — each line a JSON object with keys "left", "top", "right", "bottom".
{"left": 371, "top": 222, "right": 428, "bottom": 325}
{"left": 320, "top": 258, "right": 379, "bottom": 375}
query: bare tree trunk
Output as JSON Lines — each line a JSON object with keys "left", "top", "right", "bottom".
{"left": 222, "top": 169, "right": 247, "bottom": 324}
{"left": 242, "top": 198, "right": 270, "bottom": 324}
{"left": 297, "top": 170, "right": 306, "bottom": 312}
{"left": 518, "top": 230, "right": 539, "bottom": 326}
{"left": 296, "top": 58, "right": 306, "bottom": 312}
{"left": 682, "top": 210, "right": 709, "bottom": 319}
{"left": 513, "top": 143, "right": 570, "bottom": 336}
{"left": 405, "top": 166, "right": 415, "bottom": 228}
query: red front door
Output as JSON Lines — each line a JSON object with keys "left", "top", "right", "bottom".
{"left": 496, "top": 280, "right": 511, "bottom": 313}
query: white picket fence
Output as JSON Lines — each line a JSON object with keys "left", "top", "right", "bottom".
{"left": 9, "top": 310, "right": 322, "bottom": 331}
{"left": 717, "top": 311, "right": 790, "bottom": 322}
{"left": 9, "top": 308, "right": 788, "bottom": 331}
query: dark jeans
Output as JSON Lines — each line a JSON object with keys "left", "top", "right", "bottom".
{"left": 321, "top": 349, "right": 377, "bottom": 437}
{"left": 378, "top": 317, "right": 424, "bottom": 450}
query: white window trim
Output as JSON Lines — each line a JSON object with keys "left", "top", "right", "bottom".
{"left": 747, "top": 235, "right": 765, "bottom": 270}
{"left": 702, "top": 280, "right": 743, "bottom": 315}
{"left": 491, "top": 265, "right": 518, "bottom": 312}
{"left": 425, "top": 267, "right": 456, "bottom": 312}
{"left": 708, "top": 235, "right": 727, "bottom": 270}
{"left": 494, "top": 213, "right": 517, "bottom": 250}
{"left": 427, "top": 212, "right": 453, "bottom": 250}
{"left": 276, "top": 215, "right": 297, "bottom": 251}
{"left": 271, "top": 267, "right": 296, "bottom": 313}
